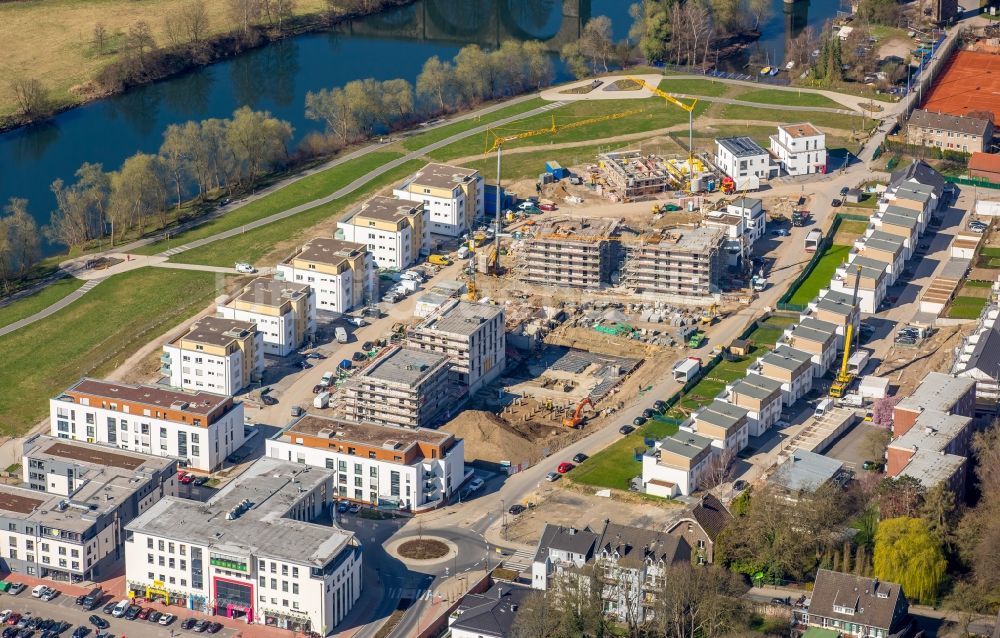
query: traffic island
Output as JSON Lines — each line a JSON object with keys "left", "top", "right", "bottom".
{"left": 385, "top": 535, "right": 458, "bottom": 565}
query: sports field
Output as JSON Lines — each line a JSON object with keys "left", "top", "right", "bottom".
{"left": 921, "top": 50, "right": 1000, "bottom": 121}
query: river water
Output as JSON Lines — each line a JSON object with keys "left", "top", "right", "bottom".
{"left": 0, "top": 0, "right": 837, "bottom": 255}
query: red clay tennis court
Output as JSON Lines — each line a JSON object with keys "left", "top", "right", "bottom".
{"left": 921, "top": 50, "right": 1000, "bottom": 121}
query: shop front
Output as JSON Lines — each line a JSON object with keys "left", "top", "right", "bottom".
{"left": 212, "top": 576, "right": 254, "bottom": 623}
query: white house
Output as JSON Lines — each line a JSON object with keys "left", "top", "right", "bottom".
{"left": 276, "top": 238, "right": 374, "bottom": 313}
{"left": 681, "top": 399, "right": 750, "bottom": 457}
{"left": 726, "top": 197, "right": 766, "bottom": 246}
{"left": 715, "top": 137, "right": 772, "bottom": 182}
{"left": 337, "top": 197, "right": 428, "bottom": 270}
{"left": 50, "top": 378, "right": 247, "bottom": 472}
{"left": 161, "top": 316, "right": 264, "bottom": 396}
{"left": 722, "top": 373, "right": 783, "bottom": 437}
{"left": 753, "top": 345, "right": 815, "bottom": 406}
{"left": 770, "top": 123, "right": 827, "bottom": 175}
{"left": 393, "top": 163, "right": 484, "bottom": 237}
{"left": 217, "top": 277, "right": 315, "bottom": 357}
{"left": 830, "top": 257, "right": 888, "bottom": 314}
{"left": 642, "top": 432, "right": 716, "bottom": 497}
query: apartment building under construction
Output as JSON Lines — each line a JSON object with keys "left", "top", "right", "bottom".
{"left": 598, "top": 151, "right": 673, "bottom": 201}
{"left": 623, "top": 226, "right": 725, "bottom": 298}
{"left": 521, "top": 217, "right": 620, "bottom": 289}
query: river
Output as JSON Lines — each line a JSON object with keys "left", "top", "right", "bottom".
{"left": 0, "top": 0, "right": 837, "bottom": 256}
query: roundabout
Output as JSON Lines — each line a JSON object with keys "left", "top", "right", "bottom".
{"left": 385, "top": 534, "right": 459, "bottom": 566}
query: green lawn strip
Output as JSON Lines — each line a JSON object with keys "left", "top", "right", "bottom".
{"left": 572, "top": 420, "right": 680, "bottom": 491}
{"left": 665, "top": 354, "right": 759, "bottom": 421}
{"left": 965, "top": 280, "right": 994, "bottom": 288}
{"left": 132, "top": 151, "right": 404, "bottom": 256}
{"left": 428, "top": 98, "right": 710, "bottom": 161}
{"left": 0, "top": 268, "right": 219, "bottom": 436}
{"left": 172, "top": 160, "right": 426, "bottom": 267}
{"left": 732, "top": 88, "right": 842, "bottom": 109}
{"left": 980, "top": 247, "right": 1000, "bottom": 258}
{"left": 835, "top": 220, "right": 871, "bottom": 237}
{"left": 460, "top": 143, "right": 622, "bottom": 182}
{"left": 718, "top": 104, "right": 861, "bottom": 131}
{"left": 400, "top": 98, "right": 546, "bottom": 151}
{"left": 657, "top": 78, "right": 729, "bottom": 97}
{"left": 787, "top": 244, "right": 851, "bottom": 306}
{"left": 747, "top": 316, "right": 798, "bottom": 346}
{"left": 947, "top": 297, "right": 987, "bottom": 319}
{"left": 0, "top": 277, "right": 85, "bottom": 330}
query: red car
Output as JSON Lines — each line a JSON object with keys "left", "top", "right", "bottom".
{"left": 180, "top": 474, "right": 194, "bottom": 484}
{"left": 557, "top": 462, "right": 574, "bottom": 474}
{"left": 6, "top": 613, "right": 20, "bottom": 626}
{"left": 137, "top": 607, "right": 151, "bottom": 620}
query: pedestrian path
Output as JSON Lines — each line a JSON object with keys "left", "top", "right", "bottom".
{"left": 0, "top": 277, "right": 105, "bottom": 338}
{"left": 501, "top": 548, "right": 535, "bottom": 572}
{"left": 160, "top": 244, "right": 191, "bottom": 257}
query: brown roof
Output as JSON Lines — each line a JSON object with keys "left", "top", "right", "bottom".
{"left": 809, "top": 569, "right": 907, "bottom": 631}
{"left": 909, "top": 109, "right": 991, "bottom": 137}
{"left": 970, "top": 152, "right": 1000, "bottom": 173}
{"left": 285, "top": 238, "right": 368, "bottom": 267}
{"left": 357, "top": 196, "right": 423, "bottom": 222}
{"left": 781, "top": 122, "right": 823, "bottom": 138}
{"left": 65, "top": 378, "right": 231, "bottom": 417}
{"left": 285, "top": 414, "right": 452, "bottom": 448}
{"left": 230, "top": 277, "right": 310, "bottom": 307}
{"left": 0, "top": 490, "right": 44, "bottom": 515}
{"left": 42, "top": 441, "right": 147, "bottom": 471}
{"left": 690, "top": 493, "right": 733, "bottom": 540}
{"left": 177, "top": 316, "right": 256, "bottom": 347}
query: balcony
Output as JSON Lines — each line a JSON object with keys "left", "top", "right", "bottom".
{"left": 159, "top": 353, "right": 172, "bottom": 364}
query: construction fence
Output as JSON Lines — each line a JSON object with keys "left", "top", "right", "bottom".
{"left": 776, "top": 215, "right": 846, "bottom": 312}
{"left": 947, "top": 175, "right": 1000, "bottom": 190}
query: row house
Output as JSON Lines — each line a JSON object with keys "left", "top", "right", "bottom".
{"left": 753, "top": 345, "right": 814, "bottom": 406}
{"left": 721, "top": 373, "right": 783, "bottom": 437}
{"left": 831, "top": 258, "right": 888, "bottom": 314}
{"left": 682, "top": 399, "right": 750, "bottom": 457}
{"left": 801, "top": 291, "right": 861, "bottom": 349}
{"left": 781, "top": 318, "right": 839, "bottom": 378}
{"left": 642, "top": 432, "right": 715, "bottom": 497}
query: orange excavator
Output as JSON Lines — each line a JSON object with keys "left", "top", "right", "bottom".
{"left": 563, "top": 398, "right": 594, "bottom": 428}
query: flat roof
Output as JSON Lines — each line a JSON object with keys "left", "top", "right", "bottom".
{"left": 41, "top": 441, "right": 144, "bottom": 470}
{"left": 898, "top": 452, "right": 965, "bottom": 487}
{"left": 536, "top": 216, "right": 619, "bottom": 240}
{"left": 281, "top": 414, "right": 452, "bottom": 449}
{"left": 762, "top": 346, "right": 813, "bottom": 371}
{"left": 400, "top": 162, "right": 479, "bottom": 190}
{"left": 717, "top": 136, "right": 768, "bottom": 158}
{"left": 228, "top": 277, "right": 310, "bottom": 308}
{"left": 729, "top": 197, "right": 763, "bottom": 209}
{"left": 797, "top": 317, "right": 839, "bottom": 337}
{"left": 60, "top": 378, "right": 232, "bottom": 417}
{"left": 730, "top": 379, "right": 776, "bottom": 401}
{"left": 284, "top": 237, "right": 367, "bottom": 267}
{"left": 416, "top": 299, "right": 502, "bottom": 337}
{"left": 891, "top": 410, "right": 972, "bottom": 454}
{"left": 862, "top": 236, "right": 903, "bottom": 255}
{"left": 25, "top": 435, "right": 174, "bottom": 475}
{"left": 359, "top": 347, "right": 449, "bottom": 387}
{"left": 696, "top": 400, "right": 748, "bottom": 429}
{"left": 883, "top": 204, "right": 922, "bottom": 218}
{"left": 126, "top": 458, "right": 354, "bottom": 567}
{"left": 780, "top": 122, "right": 823, "bottom": 138}
{"left": 0, "top": 490, "right": 45, "bottom": 515}
{"left": 657, "top": 432, "right": 713, "bottom": 459}
{"left": 174, "top": 316, "right": 256, "bottom": 348}
{"left": 357, "top": 195, "right": 423, "bottom": 223}
{"left": 867, "top": 230, "right": 905, "bottom": 247}
{"left": 894, "top": 187, "right": 931, "bottom": 204}
{"left": 742, "top": 373, "right": 784, "bottom": 393}
{"left": 786, "top": 322, "right": 834, "bottom": 344}
{"left": 881, "top": 213, "right": 919, "bottom": 230}
{"left": 771, "top": 449, "right": 843, "bottom": 492}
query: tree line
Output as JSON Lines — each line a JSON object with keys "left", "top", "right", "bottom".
{"left": 43, "top": 106, "right": 292, "bottom": 250}
{"left": 0, "top": 199, "right": 41, "bottom": 295}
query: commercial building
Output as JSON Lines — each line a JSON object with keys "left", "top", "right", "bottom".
{"left": 337, "top": 197, "right": 428, "bottom": 270}
{"left": 5, "top": 436, "right": 176, "bottom": 583}
{"left": 162, "top": 317, "right": 264, "bottom": 396}
{"left": 792, "top": 570, "right": 910, "bottom": 638}
{"left": 623, "top": 227, "right": 726, "bottom": 299}
{"left": 642, "top": 432, "right": 716, "bottom": 497}
{"left": 50, "top": 378, "right": 247, "bottom": 472}
{"left": 753, "top": 345, "right": 814, "bottom": 405}
{"left": 343, "top": 347, "right": 452, "bottom": 429}
{"left": 682, "top": 399, "right": 750, "bottom": 456}
{"left": 770, "top": 123, "right": 827, "bottom": 176}
{"left": 906, "top": 109, "right": 993, "bottom": 154}
{"left": 715, "top": 137, "right": 773, "bottom": 182}
{"left": 276, "top": 238, "right": 374, "bottom": 313}
{"left": 218, "top": 278, "right": 315, "bottom": 357}
{"left": 597, "top": 151, "right": 672, "bottom": 201}
{"left": 521, "top": 217, "right": 619, "bottom": 289}
{"left": 665, "top": 494, "right": 733, "bottom": 565}
{"left": 407, "top": 299, "right": 505, "bottom": 394}
{"left": 393, "top": 163, "right": 483, "bottom": 237}
{"left": 266, "top": 414, "right": 465, "bottom": 511}
{"left": 781, "top": 317, "right": 839, "bottom": 377}
{"left": 125, "top": 458, "right": 362, "bottom": 635}
{"left": 726, "top": 197, "right": 766, "bottom": 245}
{"left": 722, "top": 373, "right": 783, "bottom": 437}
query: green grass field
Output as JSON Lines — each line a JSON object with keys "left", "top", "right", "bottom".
{"left": 0, "top": 268, "right": 219, "bottom": 435}
{"left": 133, "top": 151, "right": 404, "bottom": 256}
{"left": 746, "top": 315, "right": 798, "bottom": 346}
{"left": 173, "top": 160, "right": 425, "bottom": 267}
{"left": 718, "top": 104, "right": 860, "bottom": 131}
{"left": 400, "top": 98, "right": 546, "bottom": 151}
{"left": 0, "top": 277, "right": 85, "bottom": 330}
{"left": 787, "top": 244, "right": 851, "bottom": 306}
{"left": 666, "top": 355, "right": 758, "bottom": 420}
{"left": 571, "top": 418, "right": 680, "bottom": 491}
{"left": 658, "top": 78, "right": 730, "bottom": 97}
{"left": 734, "top": 88, "right": 842, "bottom": 109}
{"left": 947, "top": 296, "right": 988, "bottom": 319}
{"left": 459, "top": 143, "right": 623, "bottom": 181}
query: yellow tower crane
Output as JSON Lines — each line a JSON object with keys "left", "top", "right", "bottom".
{"left": 627, "top": 77, "right": 698, "bottom": 173}
{"left": 483, "top": 107, "right": 646, "bottom": 273}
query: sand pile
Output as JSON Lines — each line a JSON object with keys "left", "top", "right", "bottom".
{"left": 444, "top": 410, "right": 556, "bottom": 465}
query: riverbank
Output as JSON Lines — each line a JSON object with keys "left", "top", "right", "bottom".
{"left": 0, "top": 0, "right": 416, "bottom": 131}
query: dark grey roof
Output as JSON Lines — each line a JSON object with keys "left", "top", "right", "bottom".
{"left": 959, "top": 321, "right": 1000, "bottom": 376}
{"left": 687, "top": 493, "right": 733, "bottom": 541}
{"left": 881, "top": 213, "right": 918, "bottom": 230}
{"left": 597, "top": 520, "right": 691, "bottom": 568}
{"left": 451, "top": 583, "right": 533, "bottom": 638}
{"left": 809, "top": 569, "right": 907, "bottom": 632}
{"left": 883, "top": 204, "right": 921, "bottom": 219}
{"left": 890, "top": 160, "right": 945, "bottom": 197}
{"left": 532, "top": 523, "right": 599, "bottom": 564}
{"left": 909, "top": 109, "right": 991, "bottom": 137}
{"left": 799, "top": 317, "right": 839, "bottom": 336}
{"left": 787, "top": 322, "right": 835, "bottom": 345}
{"left": 762, "top": 346, "right": 813, "bottom": 371}
{"left": 717, "top": 136, "right": 768, "bottom": 158}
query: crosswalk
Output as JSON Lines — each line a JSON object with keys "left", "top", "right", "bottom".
{"left": 78, "top": 279, "right": 103, "bottom": 293}
{"left": 388, "top": 587, "right": 438, "bottom": 601}
{"left": 538, "top": 101, "right": 566, "bottom": 112}
{"left": 160, "top": 244, "right": 191, "bottom": 257}
{"left": 502, "top": 548, "right": 535, "bottom": 573}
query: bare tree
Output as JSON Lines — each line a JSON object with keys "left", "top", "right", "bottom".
{"left": 415, "top": 56, "right": 456, "bottom": 113}
{"left": 92, "top": 22, "right": 109, "bottom": 56}
{"left": 108, "top": 153, "right": 169, "bottom": 239}
{"left": 579, "top": 16, "right": 614, "bottom": 73}
{"left": 228, "top": 0, "right": 262, "bottom": 42}
{"left": 2, "top": 198, "right": 41, "bottom": 280}
{"left": 180, "top": 0, "right": 211, "bottom": 44}
{"left": 262, "top": 0, "right": 296, "bottom": 31}
{"left": 123, "top": 21, "right": 157, "bottom": 75}
{"left": 9, "top": 77, "right": 49, "bottom": 118}
{"left": 702, "top": 448, "right": 737, "bottom": 489}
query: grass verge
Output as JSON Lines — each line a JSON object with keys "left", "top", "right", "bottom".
{"left": 733, "top": 88, "right": 842, "bottom": 108}
{"left": 0, "top": 268, "right": 220, "bottom": 436}
{"left": 459, "top": 143, "right": 624, "bottom": 181}
{"left": 133, "top": 151, "right": 404, "bottom": 256}
{"left": 718, "top": 104, "right": 861, "bottom": 131}
{"left": 947, "top": 296, "right": 987, "bottom": 319}
{"left": 787, "top": 244, "right": 850, "bottom": 306}
{"left": 571, "top": 419, "right": 680, "bottom": 491}
{"left": 658, "top": 78, "right": 729, "bottom": 97}
{"left": 400, "top": 98, "right": 546, "bottom": 151}
{"left": 0, "top": 277, "right": 85, "bottom": 330}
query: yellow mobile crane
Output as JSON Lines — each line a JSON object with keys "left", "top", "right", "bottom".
{"left": 628, "top": 77, "right": 698, "bottom": 172}
{"left": 829, "top": 265, "right": 863, "bottom": 398}
{"left": 483, "top": 107, "right": 646, "bottom": 273}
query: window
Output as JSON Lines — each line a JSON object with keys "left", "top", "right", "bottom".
{"left": 292, "top": 583, "right": 299, "bottom": 594}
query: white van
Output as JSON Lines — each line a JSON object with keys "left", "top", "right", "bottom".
{"left": 814, "top": 398, "right": 833, "bottom": 419}
{"left": 112, "top": 600, "right": 131, "bottom": 617}
{"left": 313, "top": 392, "right": 331, "bottom": 409}
{"left": 335, "top": 327, "right": 348, "bottom": 343}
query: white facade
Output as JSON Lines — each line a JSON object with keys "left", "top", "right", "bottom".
{"left": 276, "top": 238, "right": 374, "bottom": 314}
{"left": 217, "top": 279, "right": 316, "bottom": 357}
{"left": 830, "top": 263, "right": 887, "bottom": 315}
{"left": 337, "top": 206, "right": 427, "bottom": 271}
{"left": 726, "top": 197, "right": 766, "bottom": 246}
{"left": 393, "top": 164, "right": 484, "bottom": 237}
{"left": 49, "top": 379, "right": 246, "bottom": 472}
{"left": 163, "top": 341, "right": 261, "bottom": 396}
{"left": 770, "top": 123, "right": 827, "bottom": 176}
{"left": 715, "top": 137, "right": 772, "bottom": 181}
{"left": 641, "top": 433, "right": 716, "bottom": 497}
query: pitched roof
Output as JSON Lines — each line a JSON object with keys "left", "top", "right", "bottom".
{"left": 597, "top": 520, "right": 691, "bottom": 568}
{"left": 809, "top": 569, "right": 906, "bottom": 631}
{"left": 909, "top": 109, "right": 991, "bottom": 137}
{"left": 890, "top": 160, "right": 944, "bottom": 197}
{"left": 451, "top": 583, "right": 533, "bottom": 638}
{"left": 689, "top": 493, "right": 732, "bottom": 540}
{"left": 532, "top": 523, "right": 599, "bottom": 564}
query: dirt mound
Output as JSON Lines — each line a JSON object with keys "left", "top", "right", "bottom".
{"left": 445, "top": 410, "right": 566, "bottom": 465}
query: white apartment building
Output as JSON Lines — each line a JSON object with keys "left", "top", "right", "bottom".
{"left": 162, "top": 317, "right": 264, "bottom": 396}
{"left": 770, "top": 123, "right": 827, "bottom": 175}
{"left": 125, "top": 458, "right": 362, "bottom": 636}
{"left": 266, "top": 414, "right": 465, "bottom": 512}
{"left": 705, "top": 211, "right": 748, "bottom": 268}
{"left": 715, "top": 137, "right": 772, "bottom": 181}
{"left": 642, "top": 432, "right": 716, "bottom": 497}
{"left": 276, "top": 238, "right": 374, "bottom": 313}
{"left": 753, "top": 345, "right": 815, "bottom": 406}
{"left": 3, "top": 436, "right": 176, "bottom": 583}
{"left": 830, "top": 257, "right": 888, "bottom": 314}
{"left": 393, "top": 163, "right": 484, "bottom": 237}
{"left": 338, "top": 197, "right": 428, "bottom": 271}
{"left": 407, "top": 300, "right": 505, "bottom": 395}
{"left": 218, "top": 278, "right": 315, "bottom": 357}
{"left": 50, "top": 378, "right": 247, "bottom": 472}
{"left": 726, "top": 197, "right": 766, "bottom": 245}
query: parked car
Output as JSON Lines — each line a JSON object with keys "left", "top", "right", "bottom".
{"left": 40, "top": 588, "right": 57, "bottom": 601}
{"left": 545, "top": 471, "right": 560, "bottom": 482}
{"left": 733, "top": 480, "right": 748, "bottom": 491}
{"left": 160, "top": 614, "right": 176, "bottom": 626}
{"left": 136, "top": 607, "right": 151, "bottom": 620}
{"left": 234, "top": 262, "right": 256, "bottom": 274}
{"left": 336, "top": 501, "right": 350, "bottom": 513}
{"left": 839, "top": 186, "right": 850, "bottom": 197}
{"left": 88, "top": 616, "right": 108, "bottom": 631}
{"left": 557, "top": 462, "right": 574, "bottom": 474}
{"left": 102, "top": 603, "right": 116, "bottom": 615}
{"left": 862, "top": 460, "right": 876, "bottom": 471}
{"left": 572, "top": 452, "right": 588, "bottom": 463}
{"left": 180, "top": 474, "right": 193, "bottom": 484}
{"left": 124, "top": 605, "right": 141, "bottom": 620}
{"left": 148, "top": 610, "right": 162, "bottom": 623}
{"left": 7, "top": 584, "right": 24, "bottom": 596}
{"left": 312, "top": 384, "right": 324, "bottom": 394}
{"left": 618, "top": 425, "right": 635, "bottom": 435}
{"left": 508, "top": 504, "right": 526, "bottom": 515}
{"left": 653, "top": 400, "right": 667, "bottom": 413}
{"left": 4, "top": 614, "right": 19, "bottom": 627}
{"left": 0, "top": 614, "right": 10, "bottom": 626}
{"left": 348, "top": 504, "right": 361, "bottom": 514}
{"left": 466, "top": 477, "right": 485, "bottom": 493}
{"left": 193, "top": 476, "right": 209, "bottom": 486}
{"left": 207, "top": 622, "right": 223, "bottom": 634}
{"left": 192, "top": 619, "right": 209, "bottom": 632}
{"left": 31, "top": 585, "right": 46, "bottom": 598}
{"left": 305, "top": 351, "right": 326, "bottom": 360}
{"left": 181, "top": 618, "right": 197, "bottom": 631}
{"left": 111, "top": 601, "right": 130, "bottom": 618}
{"left": 641, "top": 408, "right": 656, "bottom": 419}
{"left": 632, "top": 416, "right": 647, "bottom": 426}
{"left": 72, "top": 627, "right": 89, "bottom": 638}
{"left": 831, "top": 198, "right": 842, "bottom": 207}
